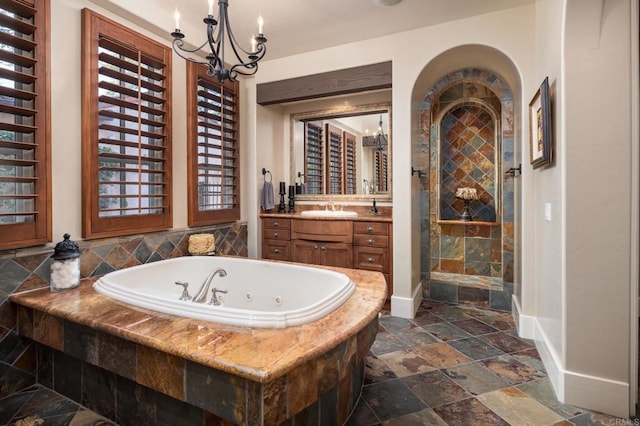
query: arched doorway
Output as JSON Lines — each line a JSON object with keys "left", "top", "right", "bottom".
{"left": 410, "top": 46, "right": 522, "bottom": 311}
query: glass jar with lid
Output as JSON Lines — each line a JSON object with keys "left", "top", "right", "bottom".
{"left": 50, "top": 233, "right": 80, "bottom": 291}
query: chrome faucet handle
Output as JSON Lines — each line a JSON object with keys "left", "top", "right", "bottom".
{"left": 174, "top": 281, "right": 192, "bottom": 301}
{"left": 210, "top": 287, "right": 228, "bottom": 305}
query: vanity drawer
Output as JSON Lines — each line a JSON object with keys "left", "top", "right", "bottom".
{"left": 263, "top": 240, "right": 291, "bottom": 261}
{"left": 353, "top": 246, "right": 389, "bottom": 273}
{"left": 353, "top": 222, "right": 389, "bottom": 236}
{"left": 353, "top": 234, "right": 388, "bottom": 248}
{"left": 263, "top": 228, "right": 291, "bottom": 241}
{"left": 263, "top": 218, "right": 291, "bottom": 230}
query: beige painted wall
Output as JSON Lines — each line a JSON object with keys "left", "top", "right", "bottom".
{"left": 524, "top": 0, "right": 635, "bottom": 417}
{"left": 563, "top": 0, "right": 633, "bottom": 415}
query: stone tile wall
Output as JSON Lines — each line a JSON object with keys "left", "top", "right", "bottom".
{"left": 0, "top": 223, "right": 248, "bottom": 399}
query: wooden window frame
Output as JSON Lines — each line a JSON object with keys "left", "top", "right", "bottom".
{"left": 0, "top": 0, "right": 51, "bottom": 249}
{"left": 81, "top": 9, "right": 172, "bottom": 239}
{"left": 186, "top": 62, "right": 240, "bottom": 226}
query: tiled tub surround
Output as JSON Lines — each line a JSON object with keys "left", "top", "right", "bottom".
{"left": 0, "top": 224, "right": 247, "bottom": 401}
{"left": 10, "top": 266, "right": 387, "bottom": 424}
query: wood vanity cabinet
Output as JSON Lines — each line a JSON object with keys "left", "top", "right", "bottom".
{"left": 262, "top": 218, "right": 291, "bottom": 261}
{"left": 353, "top": 221, "right": 392, "bottom": 294}
{"left": 260, "top": 216, "right": 393, "bottom": 296}
{"left": 291, "top": 219, "right": 353, "bottom": 268}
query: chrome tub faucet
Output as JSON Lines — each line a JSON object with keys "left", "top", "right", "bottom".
{"left": 193, "top": 267, "right": 227, "bottom": 304}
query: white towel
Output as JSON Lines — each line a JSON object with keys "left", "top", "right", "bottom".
{"left": 261, "top": 181, "right": 275, "bottom": 211}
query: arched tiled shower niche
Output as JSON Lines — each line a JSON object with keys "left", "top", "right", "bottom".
{"left": 418, "top": 68, "right": 515, "bottom": 310}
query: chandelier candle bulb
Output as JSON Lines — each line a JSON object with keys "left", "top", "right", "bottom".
{"left": 251, "top": 36, "right": 257, "bottom": 52}
{"left": 174, "top": 7, "right": 180, "bottom": 30}
{"left": 258, "top": 15, "right": 263, "bottom": 34}
{"left": 208, "top": 0, "right": 214, "bottom": 16}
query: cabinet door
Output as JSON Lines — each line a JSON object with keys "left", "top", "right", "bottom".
{"left": 292, "top": 240, "right": 318, "bottom": 265}
{"left": 320, "top": 243, "right": 353, "bottom": 268}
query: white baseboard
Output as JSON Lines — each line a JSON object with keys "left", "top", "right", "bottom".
{"left": 516, "top": 295, "right": 630, "bottom": 418}
{"left": 564, "top": 370, "right": 629, "bottom": 419}
{"left": 512, "top": 296, "right": 536, "bottom": 340}
{"left": 390, "top": 282, "right": 423, "bottom": 319}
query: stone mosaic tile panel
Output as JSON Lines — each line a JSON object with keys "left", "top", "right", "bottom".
{"left": 440, "top": 104, "right": 497, "bottom": 222}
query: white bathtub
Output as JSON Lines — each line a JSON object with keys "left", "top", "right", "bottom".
{"left": 93, "top": 256, "right": 355, "bottom": 328}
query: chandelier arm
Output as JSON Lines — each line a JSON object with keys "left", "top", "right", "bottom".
{"left": 172, "top": 39, "right": 213, "bottom": 65}
{"left": 229, "top": 45, "right": 267, "bottom": 77}
{"left": 206, "top": 23, "right": 223, "bottom": 70}
{"left": 223, "top": 12, "right": 255, "bottom": 58}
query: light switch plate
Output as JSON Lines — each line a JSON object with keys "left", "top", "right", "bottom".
{"left": 544, "top": 203, "right": 551, "bottom": 221}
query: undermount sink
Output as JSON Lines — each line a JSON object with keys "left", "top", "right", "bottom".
{"left": 300, "top": 210, "right": 358, "bottom": 218}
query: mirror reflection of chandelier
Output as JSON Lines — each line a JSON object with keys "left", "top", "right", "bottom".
{"left": 374, "top": 115, "right": 388, "bottom": 151}
{"left": 171, "top": 0, "right": 267, "bottom": 82}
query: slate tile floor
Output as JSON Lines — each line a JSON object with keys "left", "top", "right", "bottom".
{"left": 0, "top": 301, "right": 633, "bottom": 425}
{"left": 348, "top": 300, "right": 631, "bottom": 426}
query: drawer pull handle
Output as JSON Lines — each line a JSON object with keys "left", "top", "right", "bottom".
{"left": 274, "top": 249, "right": 280, "bottom": 254}
{"left": 367, "top": 257, "right": 374, "bottom": 263}
{"left": 320, "top": 246, "right": 327, "bottom": 251}
{"left": 274, "top": 232, "right": 279, "bottom": 238}
{"left": 366, "top": 226, "right": 374, "bottom": 232}
{"left": 274, "top": 222, "right": 279, "bottom": 227}
{"left": 367, "top": 239, "right": 374, "bottom": 244}
{"left": 314, "top": 245, "right": 319, "bottom": 249}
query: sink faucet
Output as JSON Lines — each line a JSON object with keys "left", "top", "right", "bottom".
{"left": 193, "top": 267, "right": 227, "bottom": 303}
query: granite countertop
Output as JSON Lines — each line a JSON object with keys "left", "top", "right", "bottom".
{"left": 10, "top": 264, "right": 387, "bottom": 383}
{"left": 260, "top": 212, "right": 392, "bottom": 223}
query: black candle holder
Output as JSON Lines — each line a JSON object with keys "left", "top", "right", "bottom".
{"left": 288, "top": 185, "right": 295, "bottom": 213}
{"left": 278, "top": 186, "right": 287, "bottom": 213}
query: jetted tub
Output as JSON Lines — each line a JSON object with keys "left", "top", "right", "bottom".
{"left": 93, "top": 256, "right": 355, "bottom": 328}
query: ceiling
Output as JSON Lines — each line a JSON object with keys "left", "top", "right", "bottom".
{"left": 174, "top": 0, "right": 535, "bottom": 60}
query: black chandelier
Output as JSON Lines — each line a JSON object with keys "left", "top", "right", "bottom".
{"left": 374, "top": 115, "right": 388, "bottom": 151}
{"left": 171, "top": 0, "right": 267, "bottom": 83}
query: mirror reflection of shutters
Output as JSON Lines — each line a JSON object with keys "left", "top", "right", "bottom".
{"left": 343, "top": 131, "right": 356, "bottom": 195}
{"left": 376, "top": 151, "right": 388, "bottom": 193}
{"left": 325, "top": 124, "right": 342, "bottom": 195}
{"left": 304, "top": 121, "right": 323, "bottom": 195}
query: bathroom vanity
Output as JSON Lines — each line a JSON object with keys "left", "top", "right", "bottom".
{"left": 261, "top": 212, "right": 393, "bottom": 296}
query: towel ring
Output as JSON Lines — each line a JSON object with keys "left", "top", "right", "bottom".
{"left": 261, "top": 168, "right": 272, "bottom": 182}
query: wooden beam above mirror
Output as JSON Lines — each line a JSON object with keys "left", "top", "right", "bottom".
{"left": 256, "top": 61, "right": 392, "bottom": 106}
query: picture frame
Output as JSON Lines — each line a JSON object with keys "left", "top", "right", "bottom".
{"left": 529, "top": 77, "right": 552, "bottom": 169}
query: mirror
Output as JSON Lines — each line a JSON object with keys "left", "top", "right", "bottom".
{"left": 290, "top": 103, "right": 392, "bottom": 200}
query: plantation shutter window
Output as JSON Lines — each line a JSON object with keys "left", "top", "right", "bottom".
{"left": 187, "top": 62, "right": 239, "bottom": 226}
{"left": 82, "top": 9, "right": 172, "bottom": 238}
{"left": 0, "top": 0, "right": 51, "bottom": 249}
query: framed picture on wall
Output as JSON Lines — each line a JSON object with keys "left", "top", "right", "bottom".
{"left": 529, "top": 77, "right": 552, "bottom": 169}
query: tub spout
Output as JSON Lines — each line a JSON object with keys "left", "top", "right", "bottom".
{"left": 193, "top": 267, "right": 227, "bottom": 303}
